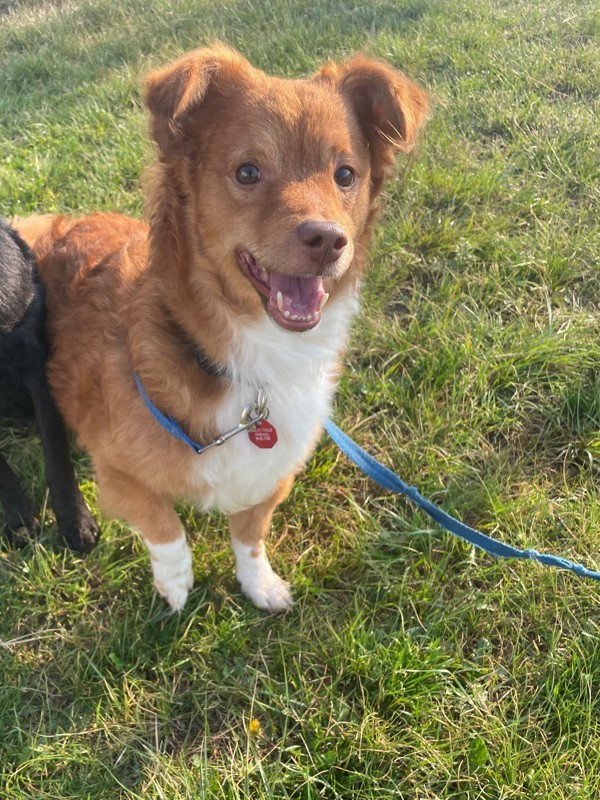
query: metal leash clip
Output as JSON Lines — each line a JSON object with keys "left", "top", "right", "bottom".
{"left": 245, "top": 388, "right": 269, "bottom": 429}
{"left": 203, "top": 388, "right": 269, "bottom": 450}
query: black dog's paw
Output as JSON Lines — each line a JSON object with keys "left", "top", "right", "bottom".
{"left": 59, "top": 507, "right": 100, "bottom": 554}
{"left": 4, "top": 512, "right": 41, "bottom": 548}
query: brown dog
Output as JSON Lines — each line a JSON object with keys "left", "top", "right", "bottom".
{"left": 18, "top": 44, "right": 428, "bottom": 612}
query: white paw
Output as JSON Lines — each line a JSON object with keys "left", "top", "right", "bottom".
{"left": 154, "top": 569, "right": 194, "bottom": 612}
{"left": 144, "top": 534, "right": 194, "bottom": 612}
{"left": 231, "top": 539, "right": 293, "bottom": 613}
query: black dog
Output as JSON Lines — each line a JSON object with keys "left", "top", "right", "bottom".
{"left": 0, "top": 219, "right": 98, "bottom": 551}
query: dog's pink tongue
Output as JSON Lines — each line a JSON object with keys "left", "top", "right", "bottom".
{"left": 269, "top": 273, "right": 325, "bottom": 316}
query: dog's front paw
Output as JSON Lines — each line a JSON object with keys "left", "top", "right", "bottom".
{"left": 232, "top": 540, "right": 293, "bottom": 613}
{"left": 243, "top": 570, "right": 293, "bottom": 613}
{"left": 146, "top": 535, "right": 194, "bottom": 612}
{"left": 153, "top": 569, "right": 194, "bottom": 611}
{"left": 4, "top": 513, "right": 40, "bottom": 548}
{"left": 59, "top": 507, "right": 100, "bottom": 553}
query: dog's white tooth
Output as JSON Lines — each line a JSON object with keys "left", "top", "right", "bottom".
{"left": 319, "top": 293, "right": 330, "bottom": 311}
{"left": 277, "top": 291, "right": 284, "bottom": 313}
{"left": 284, "top": 310, "right": 291, "bottom": 319}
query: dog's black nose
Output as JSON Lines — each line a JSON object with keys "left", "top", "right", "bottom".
{"left": 297, "top": 220, "right": 348, "bottom": 264}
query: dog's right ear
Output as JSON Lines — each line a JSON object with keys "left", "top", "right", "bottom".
{"left": 145, "top": 44, "right": 251, "bottom": 158}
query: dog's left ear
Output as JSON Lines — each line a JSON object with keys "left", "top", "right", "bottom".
{"left": 316, "top": 55, "right": 430, "bottom": 194}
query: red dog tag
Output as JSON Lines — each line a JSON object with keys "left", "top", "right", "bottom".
{"left": 248, "top": 420, "right": 278, "bottom": 448}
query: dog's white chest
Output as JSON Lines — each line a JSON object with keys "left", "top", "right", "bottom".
{"left": 193, "top": 379, "right": 331, "bottom": 513}
{"left": 188, "top": 296, "right": 356, "bottom": 514}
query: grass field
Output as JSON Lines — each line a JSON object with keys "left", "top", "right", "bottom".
{"left": 1, "top": 0, "right": 600, "bottom": 797}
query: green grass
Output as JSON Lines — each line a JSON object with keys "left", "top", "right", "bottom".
{"left": 1, "top": 0, "right": 600, "bottom": 796}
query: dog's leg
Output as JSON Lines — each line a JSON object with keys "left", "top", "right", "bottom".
{"left": 97, "top": 466, "right": 193, "bottom": 611}
{"left": 28, "top": 374, "right": 99, "bottom": 553}
{"left": 0, "top": 451, "right": 39, "bottom": 546}
{"left": 228, "top": 475, "right": 294, "bottom": 613}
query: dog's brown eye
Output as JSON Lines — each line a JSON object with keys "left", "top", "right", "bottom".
{"left": 334, "top": 166, "right": 355, "bottom": 188}
{"left": 236, "top": 164, "right": 261, "bottom": 185}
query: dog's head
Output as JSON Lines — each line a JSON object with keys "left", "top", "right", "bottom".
{"left": 145, "top": 44, "right": 428, "bottom": 333}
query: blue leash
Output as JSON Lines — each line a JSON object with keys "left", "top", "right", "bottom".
{"left": 324, "top": 417, "right": 600, "bottom": 582}
{"left": 134, "top": 370, "right": 600, "bottom": 582}
{"left": 135, "top": 373, "right": 209, "bottom": 453}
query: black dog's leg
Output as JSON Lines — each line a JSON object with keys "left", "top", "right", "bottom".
{"left": 0, "top": 450, "right": 39, "bottom": 546}
{"left": 28, "top": 375, "right": 99, "bottom": 553}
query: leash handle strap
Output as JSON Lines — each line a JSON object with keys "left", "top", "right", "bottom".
{"left": 324, "top": 417, "right": 600, "bottom": 582}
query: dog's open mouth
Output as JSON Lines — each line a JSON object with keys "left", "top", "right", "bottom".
{"left": 238, "top": 251, "right": 329, "bottom": 332}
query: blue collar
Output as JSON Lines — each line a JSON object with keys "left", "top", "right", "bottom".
{"left": 134, "top": 373, "right": 269, "bottom": 455}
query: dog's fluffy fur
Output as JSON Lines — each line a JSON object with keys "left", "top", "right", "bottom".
{"left": 0, "top": 219, "right": 98, "bottom": 551}
{"left": 17, "top": 44, "right": 428, "bottom": 610}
